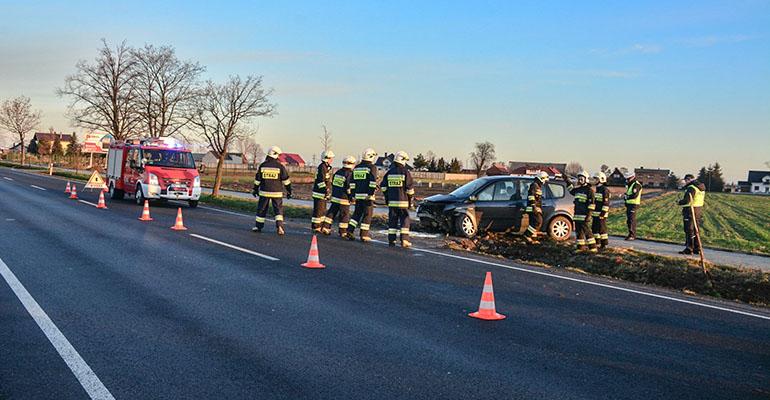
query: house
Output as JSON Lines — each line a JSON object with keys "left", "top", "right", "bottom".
{"left": 746, "top": 170, "right": 770, "bottom": 194}
{"left": 607, "top": 168, "right": 627, "bottom": 186}
{"left": 31, "top": 132, "right": 73, "bottom": 152}
{"left": 509, "top": 165, "right": 562, "bottom": 176}
{"left": 507, "top": 161, "right": 566, "bottom": 175}
{"left": 198, "top": 151, "right": 245, "bottom": 168}
{"left": 634, "top": 167, "right": 670, "bottom": 188}
{"left": 277, "top": 153, "right": 306, "bottom": 167}
{"left": 374, "top": 153, "right": 412, "bottom": 173}
{"left": 736, "top": 181, "right": 752, "bottom": 193}
{"left": 485, "top": 163, "right": 511, "bottom": 176}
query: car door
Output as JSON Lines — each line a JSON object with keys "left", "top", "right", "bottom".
{"left": 474, "top": 179, "right": 520, "bottom": 231}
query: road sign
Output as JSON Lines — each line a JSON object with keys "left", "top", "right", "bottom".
{"left": 84, "top": 170, "right": 107, "bottom": 190}
{"left": 83, "top": 133, "right": 112, "bottom": 154}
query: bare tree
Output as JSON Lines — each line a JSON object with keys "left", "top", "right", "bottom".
{"left": 565, "top": 161, "right": 584, "bottom": 177}
{"left": 188, "top": 75, "right": 276, "bottom": 196}
{"left": 320, "top": 124, "right": 332, "bottom": 152}
{"left": 57, "top": 39, "right": 140, "bottom": 140}
{"left": 469, "top": 141, "right": 496, "bottom": 176}
{"left": 600, "top": 164, "right": 610, "bottom": 173}
{"left": 0, "top": 95, "right": 41, "bottom": 165}
{"left": 242, "top": 137, "right": 264, "bottom": 167}
{"left": 132, "top": 44, "right": 205, "bottom": 138}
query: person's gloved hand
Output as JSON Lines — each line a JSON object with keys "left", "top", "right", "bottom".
{"left": 286, "top": 191, "right": 293, "bottom": 199}
{"left": 251, "top": 187, "right": 258, "bottom": 197}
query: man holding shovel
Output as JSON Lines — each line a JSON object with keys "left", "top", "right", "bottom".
{"left": 678, "top": 174, "right": 706, "bottom": 255}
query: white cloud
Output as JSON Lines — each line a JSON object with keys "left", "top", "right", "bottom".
{"left": 678, "top": 34, "right": 758, "bottom": 47}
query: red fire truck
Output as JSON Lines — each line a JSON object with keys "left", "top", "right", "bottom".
{"left": 106, "top": 138, "right": 201, "bottom": 208}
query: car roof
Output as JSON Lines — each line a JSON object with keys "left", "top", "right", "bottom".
{"left": 480, "top": 174, "right": 563, "bottom": 182}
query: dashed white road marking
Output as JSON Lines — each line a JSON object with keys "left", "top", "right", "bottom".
{"left": 78, "top": 200, "right": 99, "bottom": 207}
{"left": 369, "top": 240, "right": 770, "bottom": 321}
{"left": 0, "top": 256, "right": 116, "bottom": 400}
{"left": 30, "top": 185, "right": 47, "bottom": 191}
{"left": 3, "top": 176, "right": 13, "bottom": 181}
{"left": 198, "top": 205, "right": 274, "bottom": 221}
{"left": 190, "top": 234, "right": 279, "bottom": 261}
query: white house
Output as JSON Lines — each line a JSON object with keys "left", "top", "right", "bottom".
{"left": 746, "top": 170, "right": 770, "bottom": 194}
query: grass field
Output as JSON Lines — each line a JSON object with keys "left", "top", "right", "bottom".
{"left": 607, "top": 192, "right": 770, "bottom": 255}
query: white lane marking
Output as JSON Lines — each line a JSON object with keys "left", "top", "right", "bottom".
{"left": 189, "top": 234, "right": 279, "bottom": 261}
{"left": 198, "top": 205, "right": 275, "bottom": 221}
{"left": 3, "top": 176, "right": 13, "bottom": 181}
{"left": 369, "top": 239, "right": 770, "bottom": 321}
{"left": 78, "top": 200, "right": 98, "bottom": 207}
{"left": 31, "top": 185, "right": 47, "bottom": 191}
{"left": 0, "top": 257, "right": 116, "bottom": 400}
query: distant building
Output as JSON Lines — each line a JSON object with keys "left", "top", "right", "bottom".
{"left": 277, "top": 153, "right": 306, "bottom": 167}
{"left": 607, "top": 168, "right": 627, "bottom": 187}
{"left": 736, "top": 181, "right": 751, "bottom": 193}
{"left": 31, "top": 132, "right": 73, "bottom": 152}
{"left": 197, "top": 151, "right": 245, "bottom": 168}
{"left": 746, "top": 170, "right": 770, "bottom": 194}
{"left": 507, "top": 161, "right": 566, "bottom": 175}
{"left": 374, "top": 153, "right": 413, "bottom": 172}
{"left": 634, "top": 168, "right": 670, "bottom": 188}
{"left": 486, "top": 163, "right": 511, "bottom": 176}
{"left": 509, "top": 165, "right": 562, "bottom": 176}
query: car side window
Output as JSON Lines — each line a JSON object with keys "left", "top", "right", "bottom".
{"left": 476, "top": 184, "right": 496, "bottom": 201}
{"left": 546, "top": 183, "right": 565, "bottom": 199}
{"left": 492, "top": 180, "right": 519, "bottom": 201}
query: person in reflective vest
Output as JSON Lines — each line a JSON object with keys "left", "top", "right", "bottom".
{"left": 591, "top": 172, "right": 610, "bottom": 249}
{"left": 677, "top": 174, "right": 706, "bottom": 255}
{"left": 252, "top": 146, "right": 292, "bottom": 235}
{"left": 322, "top": 155, "right": 356, "bottom": 236}
{"left": 524, "top": 171, "right": 548, "bottom": 244}
{"left": 311, "top": 150, "right": 334, "bottom": 232}
{"left": 567, "top": 171, "right": 597, "bottom": 252}
{"left": 347, "top": 148, "right": 379, "bottom": 242}
{"left": 623, "top": 170, "right": 643, "bottom": 240}
{"left": 380, "top": 151, "right": 414, "bottom": 248}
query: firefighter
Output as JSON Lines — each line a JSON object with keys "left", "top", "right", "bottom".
{"left": 678, "top": 174, "right": 706, "bottom": 255}
{"left": 524, "top": 171, "right": 549, "bottom": 244}
{"left": 347, "top": 148, "right": 379, "bottom": 242}
{"left": 321, "top": 155, "right": 356, "bottom": 236}
{"left": 251, "top": 146, "right": 292, "bottom": 235}
{"left": 623, "top": 170, "right": 643, "bottom": 240}
{"left": 591, "top": 171, "right": 610, "bottom": 249}
{"left": 567, "top": 171, "right": 597, "bottom": 252}
{"left": 381, "top": 151, "right": 414, "bottom": 248}
{"left": 311, "top": 150, "right": 334, "bottom": 233}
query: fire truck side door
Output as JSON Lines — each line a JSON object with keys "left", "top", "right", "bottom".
{"left": 125, "top": 148, "right": 139, "bottom": 190}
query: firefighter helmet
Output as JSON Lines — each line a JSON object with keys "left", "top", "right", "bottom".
{"left": 362, "top": 148, "right": 377, "bottom": 162}
{"left": 267, "top": 146, "right": 282, "bottom": 159}
{"left": 623, "top": 170, "right": 635, "bottom": 179}
{"left": 394, "top": 151, "right": 410, "bottom": 165}
{"left": 343, "top": 155, "right": 356, "bottom": 167}
{"left": 577, "top": 170, "right": 590, "bottom": 179}
{"left": 321, "top": 150, "right": 335, "bottom": 161}
{"left": 593, "top": 171, "right": 607, "bottom": 184}
{"left": 537, "top": 171, "right": 549, "bottom": 182}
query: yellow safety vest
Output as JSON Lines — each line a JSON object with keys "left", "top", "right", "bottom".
{"left": 681, "top": 185, "right": 705, "bottom": 208}
{"left": 625, "top": 181, "right": 642, "bottom": 205}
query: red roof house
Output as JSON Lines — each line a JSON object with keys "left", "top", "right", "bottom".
{"left": 277, "top": 153, "right": 306, "bottom": 167}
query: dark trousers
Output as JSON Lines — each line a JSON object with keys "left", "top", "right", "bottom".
{"left": 388, "top": 208, "right": 411, "bottom": 243}
{"left": 575, "top": 217, "right": 596, "bottom": 249}
{"left": 683, "top": 207, "right": 703, "bottom": 252}
{"left": 255, "top": 196, "right": 283, "bottom": 229}
{"left": 592, "top": 216, "right": 608, "bottom": 247}
{"left": 324, "top": 202, "right": 351, "bottom": 234}
{"left": 312, "top": 198, "right": 327, "bottom": 230}
{"left": 525, "top": 211, "right": 543, "bottom": 237}
{"left": 349, "top": 200, "right": 374, "bottom": 238}
{"left": 625, "top": 204, "right": 638, "bottom": 237}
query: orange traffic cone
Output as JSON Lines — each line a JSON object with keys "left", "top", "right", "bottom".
{"left": 301, "top": 235, "right": 325, "bottom": 269}
{"left": 138, "top": 200, "right": 153, "bottom": 221}
{"left": 65, "top": 181, "right": 71, "bottom": 193}
{"left": 69, "top": 185, "right": 78, "bottom": 199}
{"left": 468, "top": 272, "right": 506, "bottom": 321}
{"left": 96, "top": 191, "right": 108, "bottom": 209}
{"left": 170, "top": 207, "right": 187, "bottom": 231}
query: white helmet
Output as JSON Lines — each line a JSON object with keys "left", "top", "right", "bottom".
{"left": 322, "top": 150, "right": 335, "bottom": 161}
{"left": 537, "top": 171, "right": 549, "bottom": 181}
{"left": 577, "top": 170, "right": 590, "bottom": 181}
{"left": 362, "top": 148, "right": 377, "bottom": 162}
{"left": 267, "top": 146, "right": 282, "bottom": 159}
{"left": 593, "top": 171, "right": 607, "bottom": 184}
{"left": 623, "top": 170, "right": 635, "bottom": 179}
{"left": 394, "top": 151, "right": 409, "bottom": 165}
{"left": 343, "top": 155, "right": 356, "bottom": 168}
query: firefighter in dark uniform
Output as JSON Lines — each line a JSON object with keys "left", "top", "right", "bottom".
{"left": 678, "top": 174, "right": 706, "bottom": 255}
{"left": 251, "top": 146, "right": 292, "bottom": 235}
{"left": 311, "top": 150, "right": 334, "bottom": 233}
{"left": 567, "top": 171, "right": 597, "bottom": 252}
{"left": 624, "top": 170, "right": 642, "bottom": 240}
{"left": 591, "top": 171, "right": 610, "bottom": 249}
{"left": 347, "top": 148, "right": 378, "bottom": 242}
{"left": 321, "top": 155, "right": 356, "bottom": 236}
{"left": 381, "top": 151, "right": 414, "bottom": 248}
{"left": 524, "top": 171, "right": 549, "bottom": 244}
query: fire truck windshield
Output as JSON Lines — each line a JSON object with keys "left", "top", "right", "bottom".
{"left": 141, "top": 149, "right": 196, "bottom": 169}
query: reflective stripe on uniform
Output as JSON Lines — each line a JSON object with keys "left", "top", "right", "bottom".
{"left": 576, "top": 239, "right": 586, "bottom": 245}
{"left": 400, "top": 228, "right": 410, "bottom": 234}
{"left": 317, "top": 182, "right": 326, "bottom": 188}
{"left": 311, "top": 217, "right": 322, "bottom": 223}
{"left": 406, "top": 188, "right": 415, "bottom": 195}
{"left": 324, "top": 216, "right": 333, "bottom": 224}
{"left": 331, "top": 197, "right": 350, "bottom": 205}
{"left": 339, "top": 223, "right": 349, "bottom": 229}
{"left": 282, "top": 179, "right": 291, "bottom": 185}
{"left": 388, "top": 228, "right": 398, "bottom": 234}
{"left": 388, "top": 201, "right": 409, "bottom": 208}
{"left": 312, "top": 192, "right": 326, "bottom": 199}
{"left": 574, "top": 214, "right": 586, "bottom": 221}
{"left": 360, "top": 223, "right": 370, "bottom": 230}
{"left": 255, "top": 216, "right": 266, "bottom": 223}
{"left": 259, "top": 190, "right": 283, "bottom": 198}
{"left": 586, "top": 238, "right": 596, "bottom": 245}
{"left": 591, "top": 212, "right": 600, "bottom": 216}
{"left": 527, "top": 226, "right": 537, "bottom": 234}
{"left": 355, "top": 193, "right": 372, "bottom": 200}
{"left": 349, "top": 219, "right": 359, "bottom": 227}
{"left": 275, "top": 215, "right": 284, "bottom": 221}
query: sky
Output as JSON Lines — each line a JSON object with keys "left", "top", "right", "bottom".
{"left": 0, "top": 0, "right": 768, "bottom": 181}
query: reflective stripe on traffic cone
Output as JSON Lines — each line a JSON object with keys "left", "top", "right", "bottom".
{"left": 301, "top": 235, "right": 325, "bottom": 269}
{"left": 468, "top": 272, "right": 506, "bottom": 321}
{"left": 65, "top": 181, "right": 71, "bottom": 193}
{"left": 138, "top": 200, "right": 153, "bottom": 221}
{"left": 96, "top": 191, "right": 108, "bottom": 209}
{"left": 170, "top": 207, "right": 187, "bottom": 231}
{"left": 69, "top": 185, "right": 78, "bottom": 199}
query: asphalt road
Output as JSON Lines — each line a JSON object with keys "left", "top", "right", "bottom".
{"left": 1, "top": 166, "right": 769, "bottom": 400}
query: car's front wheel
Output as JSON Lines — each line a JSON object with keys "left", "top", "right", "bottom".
{"left": 188, "top": 200, "right": 199, "bottom": 208}
{"left": 454, "top": 214, "right": 477, "bottom": 238}
{"left": 548, "top": 215, "right": 572, "bottom": 241}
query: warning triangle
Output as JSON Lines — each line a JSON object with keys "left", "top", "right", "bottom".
{"left": 84, "top": 170, "right": 107, "bottom": 190}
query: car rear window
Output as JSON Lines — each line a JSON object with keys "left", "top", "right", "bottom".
{"left": 546, "top": 183, "right": 565, "bottom": 199}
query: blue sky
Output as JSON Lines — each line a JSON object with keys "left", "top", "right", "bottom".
{"left": 1, "top": 0, "right": 768, "bottom": 181}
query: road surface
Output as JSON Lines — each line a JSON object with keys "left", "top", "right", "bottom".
{"left": 1, "top": 166, "right": 769, "bottom": 400}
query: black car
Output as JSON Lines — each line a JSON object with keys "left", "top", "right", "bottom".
{"left": 416, "top": 175, "right": 574, "bottom": 240}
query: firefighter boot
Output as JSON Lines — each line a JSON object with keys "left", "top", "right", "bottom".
{"left": 252, "top": 226, "right": 262, "bottom": 233}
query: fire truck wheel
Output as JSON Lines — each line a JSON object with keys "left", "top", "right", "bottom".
{"left": 109, "top": 183, "right": 124, "bottom": 200}
{"left": 135, "top": 185, "right": 145, "bottom": 205}
{"left": 189, "top": 200, "right": 199, "bottom": 208}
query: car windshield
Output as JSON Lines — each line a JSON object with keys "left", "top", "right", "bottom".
{"left": 450, "top": 178, "right": 490, "bottom": 198}
{"left": 141, "top": 149, "right": 195, "bottom": 169}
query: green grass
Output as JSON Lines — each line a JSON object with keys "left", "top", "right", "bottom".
{"left": 607, "top": 192, "right": 770, "bottom": 255}
{"left": 51, "top": 171, "right": 91, "bottom": 181}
